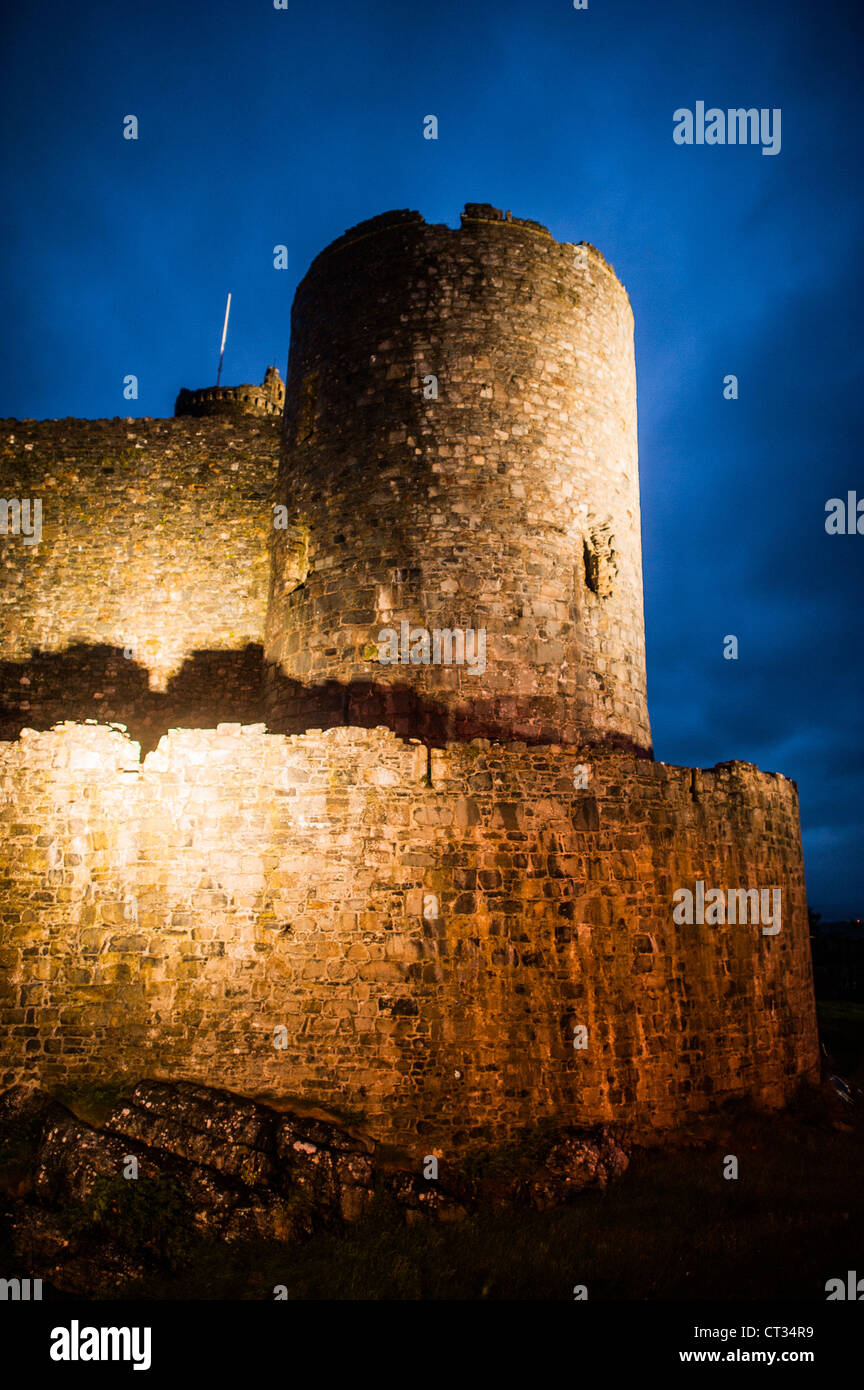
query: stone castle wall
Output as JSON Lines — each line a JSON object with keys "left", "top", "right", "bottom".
{"left": 0, "top": 416, "right": 279, "bottom": 743}
{"left": 0, "top": 722, "right": 819, "bottom": 1153}
{"left": 266, "top": 206, "right": 652, "bottom": 753}
{"left": 0, "top": 206, "right": 820, "bottom": 1157}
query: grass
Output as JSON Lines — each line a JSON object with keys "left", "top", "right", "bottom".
{"left": 0, "top": 1108, "right": 43, "bottom": 1185}
{"left": 816, "top": 1000, "right": 864, "bottom": 1084}
{"left": 105, "top": 1089, "right": 861, "bottom": 1301}
{"left": 60, "top": 1174, "right": 197, "bottom": 1267}
{"left": 2, "top": 1001, "right": 861, "bottom": 1300}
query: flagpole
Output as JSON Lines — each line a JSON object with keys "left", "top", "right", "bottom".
{"left": 216, "top": 293, "right": 231, "bottom": 386}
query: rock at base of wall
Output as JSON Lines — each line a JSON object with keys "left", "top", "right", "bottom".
{"left": 0, "top": 1079, "right": 629, "bottom": 1296}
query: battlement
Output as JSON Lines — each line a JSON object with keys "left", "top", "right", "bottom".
{"left": 460, "top": 201, "right": 553, "bottom": 235}
{"left": 311, "top": 208, "right": 427, "bottom": 264}
{"left": 307, "top": 204, "right": 625, "bottom": 294}
{"left": 175, "top": 365, "right": 285, "bottom": 420}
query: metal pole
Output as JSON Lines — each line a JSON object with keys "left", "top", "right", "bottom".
{"left": 216, "top": 293, "right": 231, "bottom": 385}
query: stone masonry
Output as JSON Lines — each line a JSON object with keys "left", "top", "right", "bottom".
{"left": 174, "top": 365, "right": 285, "bottom": 420}
{"left": 0, "top": 724, "right": 817, "bottom": 1153}
{"left": 0, "top": 205, "right": 820, "bottom": 1154}
{"left": 267, "top": 207, "right": 650, "bottom": 751}
{"left": 0, "top": 414, "right": 278, "bottom": 734}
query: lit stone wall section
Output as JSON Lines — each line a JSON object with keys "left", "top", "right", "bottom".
{"left": 0, "top": 416, "right": 279, "bottom": 694}
{"left": 0, "top": 723, "right": 819, "bottom": 1153}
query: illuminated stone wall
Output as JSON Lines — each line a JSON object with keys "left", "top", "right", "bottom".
{"left": 0, "top": 415, "right": 279, "bottom": 688}
{"left": 0, "top": 415, "right": 279, "bottom": 741}
{"left": 0, "top": 722, "right": 819, "bottom": 1153}
{"left": 0, "top": 207, "right": 820, "bottom": 1156}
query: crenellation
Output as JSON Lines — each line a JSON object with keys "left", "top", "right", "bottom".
{"left": 174, "top": 364, "right": 285, "bottom": 420}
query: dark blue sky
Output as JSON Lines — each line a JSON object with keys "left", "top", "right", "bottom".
{"left": 2, "top": 0, "right": 861, "bottom": 915}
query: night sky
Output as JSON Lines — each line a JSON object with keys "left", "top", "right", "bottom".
{"left": 1, "top": 0, "right": 861, "bottom": 916}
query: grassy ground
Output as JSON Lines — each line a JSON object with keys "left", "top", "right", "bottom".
{"left": 814, "top": 1000, "right": 864, "bottom": 1084}
{"left": 3, "top": 1002, "right": 861, "bottom": 1300}
{"left": 125, "top": 1098, "right": 860, "bottom": 1301}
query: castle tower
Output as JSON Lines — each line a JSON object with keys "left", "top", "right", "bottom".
{"left": 174, "top": 364, "right": 285, "bottom": 420}
{"left": 265, "top": 205, "right": 652, "bottom": 753}
{"left": 0, "top": 203, "right": 820, "bottom": 1152}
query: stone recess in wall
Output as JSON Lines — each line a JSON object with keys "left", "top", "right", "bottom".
{"left": 583, "top": 516, "right": 618, "bottom": 598}
{"left": 0, "top": 204, "right": 821, "bottom": 1154}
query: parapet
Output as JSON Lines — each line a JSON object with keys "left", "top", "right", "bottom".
{"left": 310, "top": 209, "right": 427, "bottom": 265}
{"left": 460, "top": 202, "right": 552, "bottom": 236}
{"left": 175, "top": 365, "right": 285, "bottom": 420}
{"left": 306, "top": 204, "right": 623, "bottom": 290}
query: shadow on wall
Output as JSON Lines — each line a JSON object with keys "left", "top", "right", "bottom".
{"left": 0, "top": 644, "right": 652, "bottom": 757}
{"left": 0, "top": 645, "right": 267, "bottom": 755}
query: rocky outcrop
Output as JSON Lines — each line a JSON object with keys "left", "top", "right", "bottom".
{"left": 521, "top": 1131, "right": 630, "bottom": 1210}
{"left": 0, "top": 1081, "right": 629, "bottom": 1296}
{"left": 105, "top": 1080, "right": 378, "bottom": 1224}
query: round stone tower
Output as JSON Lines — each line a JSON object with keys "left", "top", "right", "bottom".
{"left": 175, "top": 364, "right": 284, "bottom": 420}
{"left": 265, "top": 205, "right": 652, "bottom": 753}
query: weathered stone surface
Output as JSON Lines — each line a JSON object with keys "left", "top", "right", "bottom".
{"left": 0, "top": 1085, "right": 446, "bottom": 1287}
{"left": 0, "top": 203, "right": 820, "bottom": 1159}
{"left": 386, "top": 1172, "right": 469, "bottom": 1223}
{"left": 106, "top": 1080, "right": 280, "bottom": 1185}
{"left": 5, "top": 1200, "right": 149, "bottom": 1296}
{"left": 266, "top": 207, "right": 651, "bottom": 752}
{"left": 0, "top": 1083, "right": 67, "bottom": 1135}
{"left": 32, "top": 1111, "right": 251, "bottom": 1237}
{"left": 0, "top": 723, "right": 819, "bottom": 1151}
{"left": 0, "top": 414, "right": 279, "bottom": 709}
{"left": 0, "top": 1081, "right": 630, "bottom": 1293}
{"left": 104, "top": 1080, "right": 377, "bottom": 1221}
